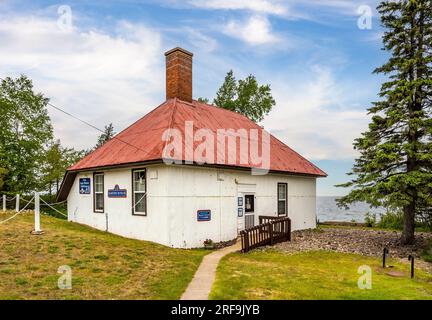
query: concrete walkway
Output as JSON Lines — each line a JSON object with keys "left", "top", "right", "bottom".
{"left": 181, "top": 241, "right": 241, "bottom": 300}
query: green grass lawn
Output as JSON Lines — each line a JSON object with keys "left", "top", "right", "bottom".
{"left": 210, "top": 250, "right": 432, "bottom": 300}
{"left": 0, "top": 211, "right": 207, "bottom": 300}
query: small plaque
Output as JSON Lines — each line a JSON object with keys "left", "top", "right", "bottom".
{"left": 197, "top": 210, "right": 211, "bottom": 222}
{"left": 108, "top": 185, "right": 127, "bottom": 198}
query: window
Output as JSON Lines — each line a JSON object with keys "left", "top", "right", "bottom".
{"left": 132, "top": 169, "right": 146, "bottom": 215}
{"left": 93, "top": 173, "right": 104, "bottom": 213}
{"left": 245, "top": 195, "right": 255, "bottom": 213}
{"left": 278, "top": 183, "right": 287, "bottom": 216}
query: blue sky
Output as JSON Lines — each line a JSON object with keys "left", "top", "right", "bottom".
{"left": 0, "top": 0, "right": 388, "bottom": 196}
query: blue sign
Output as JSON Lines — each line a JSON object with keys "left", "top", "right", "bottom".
{"left": 79, "top": 178, "right": 91, "bottom": 194}
{"left": 197, "top": 210, "right": 211, "bottom": 222}
{"left": 108, "top": 185, "right": 127, "bottom": 198}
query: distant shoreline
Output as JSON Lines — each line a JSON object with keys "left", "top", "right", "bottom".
{"left": 316, "top": 196, "right": 385, "bottom": 223}
{"left": 318, "top": 221, "right": 367, "bottom": 227}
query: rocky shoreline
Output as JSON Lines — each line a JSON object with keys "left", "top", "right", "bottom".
{"left": 274, "top": 227, "right": 432, "bottom": 270}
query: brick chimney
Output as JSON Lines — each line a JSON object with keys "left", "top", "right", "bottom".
{"left": 165, "top": 47, "right": 193, "bottom": 102}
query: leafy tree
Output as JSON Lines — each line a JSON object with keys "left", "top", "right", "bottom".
{"left": 42, "top": 140, "right": 85, "bottom": 197}
{"left": 337, "top": 0, "right": 432, "bottom": 245}
{"left": 0, "top": 75, "right": 53, "bottom": 193}
{"left": 95, "top": 123, "right": 115, "bottom": 149}
{"left": 43, "top": 140, "right": 62, "bottom": 197}
{"left": 0, "top": 167, "right": 8, "bottom": 190}
{"left": 213, "top": 70, "right": 275, "bottom": 122}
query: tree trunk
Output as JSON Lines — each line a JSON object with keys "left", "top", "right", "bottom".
{"left": 402, "top": 202, "right": 415, "bottom": 245}
{"left": 400, "top": 8, "right": 420, "bottom": 246}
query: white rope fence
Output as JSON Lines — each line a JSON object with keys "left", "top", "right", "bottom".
{"left": 1, "top": 192, "right": 68, "bottom": 235}
{"left": 2, "top": 194, "right": 67, "bottom": 211}
{"left": 42, "top": 199, "right": 67, "bottom": 206}
{"left": 2, "top": 194, "right": 21, "bottom": 212}
{"left": 40, "top": 198, "right": 68, "bottom": 218}
{"left": 0, "top": 196, "right": 35, "bottom": 225}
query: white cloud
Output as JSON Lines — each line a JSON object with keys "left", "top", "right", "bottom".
{"left": 0, "top": 14, "right": 164, "bottom": 150}
{"left": 224, "top": 15, "right": 280, "bottom": 45}
{"left": 185, "top": 27, "right": 218, "bottom": 52}
{"left": 263, "top": 65, "right": 369, "bottom": 160}
{"left": 188, "top": 0, "right": 287, "bottom": 16}
{"left": 186, "top": 0, "right": 380, "bottom": 18}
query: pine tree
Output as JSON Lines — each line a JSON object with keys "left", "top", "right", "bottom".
{"left": 337, "top": 0, "right": 432, "bottom": 244}
{"left": 214, "top": 70, "right": 238, "bottom": 112}
{"left": 213, "top": 70, "right": 275, "bottom": 122}
{"left": 95, "top": 123, "right": 115, "bottom": 149}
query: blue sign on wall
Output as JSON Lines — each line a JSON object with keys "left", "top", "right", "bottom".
{"left": 79, "top": 178, "right": 91, "bottom": 194}
{"left": 197, "top": 210, "right": 211, "bottom": 222}
{"left": 108, "top": 185, "right": 127, "bottom": 198}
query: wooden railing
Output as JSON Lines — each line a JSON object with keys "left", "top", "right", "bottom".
{"left": 259, "top": 215, "right": 286, "bottom": 225}
{"left": 240, "top": 216, "right": 291, "bottom": 253}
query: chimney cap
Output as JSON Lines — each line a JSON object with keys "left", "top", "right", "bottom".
{"left": 164, "top": 47, "right": 193, "bottom": 57}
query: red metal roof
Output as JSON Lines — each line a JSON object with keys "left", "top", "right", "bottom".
{"left": 68, "top": 98, "right": 326, "bottom": 177}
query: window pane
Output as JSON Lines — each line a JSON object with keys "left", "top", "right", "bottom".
{"left": 134, "top": 171, "right": 146, "bottom": 192}
{"left": 278, "top": 184, "right": 286, "bottom": 200}
{"left": 95, "top": 175, "right": 103, "bottom": 192}
{"left": 278, "top": 200, "right": 286, "bottom": 215}
{"left": 134, "top": 193, "right": 146, "bottom": 213}
{"left": 95, "top": 193, "right": 104, "bottom": 211}
{"left": 245, "top": 195, "right": 254, "bottom": 213}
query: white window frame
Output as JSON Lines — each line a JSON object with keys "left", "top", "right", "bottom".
{"left": 132, "top": 169, "right": 146, "bottom": 216}
{"left": 277, "top": 183, "right": 288, "bottom": 216}
{"left": 93, "top": 173, "right": 104, "bottom": 213}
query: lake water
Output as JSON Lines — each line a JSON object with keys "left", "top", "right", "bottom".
{"left": 317, "top": 196, "right": 385, "bottom": 223}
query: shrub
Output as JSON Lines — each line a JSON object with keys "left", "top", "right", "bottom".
{"left": 203, "top": 239, "right": 214, "bottom": 249}
{"left": 364, "top": 212, "right": 376, "bottom": 227}
{"left": 377, "top": 211, "right": 404, "bottom": 230}
{"left": 421, "top": 240, "right": 432, "bottom": 262}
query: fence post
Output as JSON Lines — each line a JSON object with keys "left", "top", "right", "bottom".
{"left": 269, "top": 222, "right": 274, "bottom": 245}
{"left": 2, "top": 195, "right": 5, "bottom": 212}
{"left": 31, "top": 192, "right": 43, "bottom": 235}
{"left": 15, "top": 194, "right": 20, "bottom": 212}
{"left": 287, "top": 218, "right": 291, "bottom": 241}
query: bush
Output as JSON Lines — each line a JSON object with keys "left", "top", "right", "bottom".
{"left": 364, "top": 212, "right": 376, "bottom": 227}
{"left": 422, "top": 240, "right": 432, "bottom": 262}
{"left": 377, "top": 211, "right": 404, "bottom": 230}
{"left": 203, "top": 239, "right": 214, "bottom": 249}
{"left": 376, "top": 210, "right": 432, "bottom": 231}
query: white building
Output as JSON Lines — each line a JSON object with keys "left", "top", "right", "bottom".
{"left": 58, "top": 47, "right": 326, "bottom": 248}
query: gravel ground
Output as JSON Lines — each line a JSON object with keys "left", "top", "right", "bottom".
{"left": 275, "top": 227, "right": 432, "bottom": 270}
